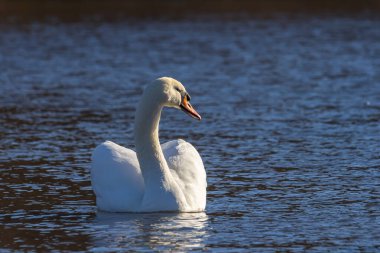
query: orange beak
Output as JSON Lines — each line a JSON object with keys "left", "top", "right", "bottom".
{"left": 180, "top": 94, "right": 201, "bottom": 120}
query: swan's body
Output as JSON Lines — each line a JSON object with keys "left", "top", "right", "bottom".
{"left": 90, "top": 77, "right": 206, "bottom": 212}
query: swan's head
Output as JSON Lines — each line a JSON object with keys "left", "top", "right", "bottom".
{"left": 149, "top": 77, "right": 201, "bottom": 120}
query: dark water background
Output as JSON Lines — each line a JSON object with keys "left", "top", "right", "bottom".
{"left": 1, "top": 15, "right": 380, "bottom": 252}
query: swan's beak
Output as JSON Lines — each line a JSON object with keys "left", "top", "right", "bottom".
{"left": 180, "top": 93, "right": 201, "bottom": 120}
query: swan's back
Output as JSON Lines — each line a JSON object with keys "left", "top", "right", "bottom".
{"left": 91, "top": 141, "right": 144, "bottom": 212}
{"left": 91, "top": 140, "right": 206, "bottom": 212}
{"left": 162, "top": 139, "right": 207, "bottom": 211}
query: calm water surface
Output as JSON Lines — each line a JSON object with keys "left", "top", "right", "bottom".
{"left": 1, "top": 16, "right": 380, "bottom": 252}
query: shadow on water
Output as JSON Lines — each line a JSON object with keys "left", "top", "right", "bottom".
{"left": 89, "top": 212, "right": 209, "bottom": 251}
{"left": 1, "top": 0, "right": 380, "bottom": 23}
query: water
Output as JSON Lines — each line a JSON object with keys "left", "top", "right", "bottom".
{"left": 1, "top": 15, "right": 380, "bottom": 252}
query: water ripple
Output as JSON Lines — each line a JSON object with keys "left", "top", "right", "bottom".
{"left": 1, "top": 16, "right": 380, "bottom": 251}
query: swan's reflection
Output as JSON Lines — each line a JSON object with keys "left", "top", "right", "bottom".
{"left": 89, "top": 212, "right": 209, "bottom": 251}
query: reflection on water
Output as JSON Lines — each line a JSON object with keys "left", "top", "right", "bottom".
{"left": 1, "top": 14, "right": 380, "bottom": 251}
{"left": 90, "top": 212, "right": 208, "bottom": 251}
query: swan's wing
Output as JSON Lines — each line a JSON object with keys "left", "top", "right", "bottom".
{"left": 162, "top": 139, "right": 207, "bottom": 211}
{"left": 91, "top": 141, "right": 144, "bottom": 212}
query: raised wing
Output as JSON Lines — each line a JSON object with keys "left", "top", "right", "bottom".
{"left": 162, "top": 139, "right": 207, "bottom": 211}
{"left": 91, "top": 141, "right": 144, "bottom": 212}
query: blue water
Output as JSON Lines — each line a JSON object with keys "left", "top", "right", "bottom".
{"left": 1, "top": 16, "right": 380, "bottom": 252}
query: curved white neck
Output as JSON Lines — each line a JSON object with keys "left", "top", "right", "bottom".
{"left": 133, "top": 83, "right": 189, "bottom": 211}
{"left": 134, "top": 94, "right": 169, "bottom": 183}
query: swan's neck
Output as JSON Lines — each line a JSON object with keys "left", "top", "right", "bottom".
{"left": 134, "top": 94, "right": 169, "bottom": 184}
{"left": 133, "top": 86, "right": 188, "bottom": 211}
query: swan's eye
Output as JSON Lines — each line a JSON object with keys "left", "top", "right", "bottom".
{"left": 175, "top": 87, "right": 181, "bottom": 93}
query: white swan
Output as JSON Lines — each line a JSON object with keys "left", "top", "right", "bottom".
{"left": 90, "top": 77, "right": 206, "bottom": 212}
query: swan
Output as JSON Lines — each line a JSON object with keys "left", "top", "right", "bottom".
{"left": 90, "top": 77, "right": 206, "bottom": 212}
